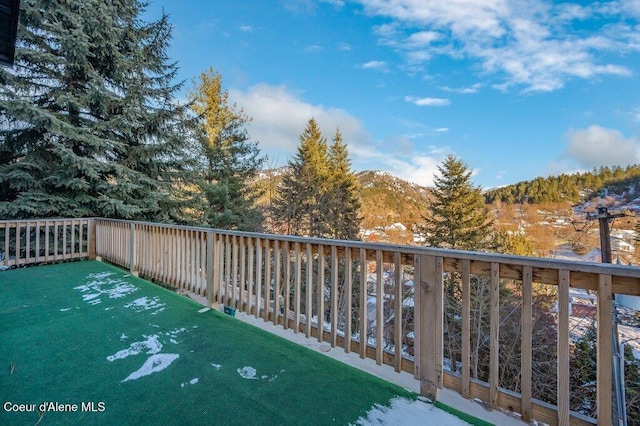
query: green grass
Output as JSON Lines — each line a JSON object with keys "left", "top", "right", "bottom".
{"left": 1, "top": 261, "right": 418, "bottom": 425}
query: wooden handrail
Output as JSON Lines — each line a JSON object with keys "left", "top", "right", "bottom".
{"left": 0, "top": 218, "right": 92, "bottom": 266}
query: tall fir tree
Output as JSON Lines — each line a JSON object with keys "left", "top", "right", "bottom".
{"left": 272, "top": 118, "right": 329, "bottom": 237}
{"left": 417, "top": 155, "right": 498, "bottom": 391}
{"left": 0, "top": 0, "right": 194, "bottom": 220}
{"left": 325, "top": 129, "right": 361, "bottom": 240}
{"left": 188, "top": 68, "right": 264, "bottom": 231}
{"left": 419, "top": 155, "right": 493, "bottom": 250}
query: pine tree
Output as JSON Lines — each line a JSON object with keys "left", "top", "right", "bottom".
{"left": 325, "top": 129, "right": 361, "bottom": 240}
{"left": 272, "top": 118, "right": 329, "bottom": 237}
{"left": 272, "top": 121, "right": 362, "bottom": 239}
{"left": 419, "top": 155, "right": 493, "bottom": 250}
{"left": 417, "top": 155, "right": 497, "bottom": 389}
{"left": 188, "top": 68, "right": 264, "bottom": 231}
{"left": 0, "top": 0, "right": 193, "bottom": 220}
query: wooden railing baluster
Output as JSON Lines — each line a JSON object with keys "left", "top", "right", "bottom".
{"left": 294, "top": 242, "right": 301, "bottom": 332}
{"left": 345, "top": 247, "right": 353, "bottom": 354}
{"left": 331, "top": 245, "right": 338, "bottom": 347}
{"left": 317, "top": 244, "right": 325, "bottom": 342}
{"left": 305, "top": 243, "right": 313, "bottom": 338}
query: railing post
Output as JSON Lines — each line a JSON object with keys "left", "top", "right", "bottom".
{"left": 129, "top": 222, "right": 138, "bottom": 276}
{"left": 206, "top": 232, "right": 215, "bottom": 309}
{"left": 417, "top": 254, "right": 443, "bottom": 401}
{"left": 88, "top": 218, "right": 96, "bottom": 260}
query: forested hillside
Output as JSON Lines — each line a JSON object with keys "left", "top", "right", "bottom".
{"left": 485, "top": 165, "right": 640, "bottom": 204}
{"left": 357, "top": 171, "right": 431, "bottom": 229}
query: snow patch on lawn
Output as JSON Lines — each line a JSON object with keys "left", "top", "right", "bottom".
{"left": 124, "top": 296, "right": 165, "bottom": 315}
{"left": 181, "top": 378, "right": 199, "bottom": 387}
{"left": 237, "top": 366, "right": 257, "bottom": 379}
{"left": 236, "top": 366, "right": 281, "bottom": 382}
{"left": 75, "top": 272, "right": 138, "bottom": 304}
{"left": 122, "top": 353, "right": 179, "bottom": 382}
{"left": 107, "top": 334, "right": 162, "bottom": 361}
{"left": 355, "top": 397, "right": 471, "bottom": 425}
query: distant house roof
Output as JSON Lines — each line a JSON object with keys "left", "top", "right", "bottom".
{"left": 0, "top": 0, "right": 20, "bottom": 66}
{"left": 388, "top": 222, "right": 406, "bottom": 231}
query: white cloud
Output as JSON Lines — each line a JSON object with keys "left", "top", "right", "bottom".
{"left": 350, "top": 144, "right": 443, "bottom": 186}
{"left": 303, "top": 44, "right": 323, "bottom": 53}
{"left": 281, "top": 0, "right": 315, "bottom": 13}
{"left": 239, "top": 25, "right": 253, "bottom": 32}
{"left": 361, "top": 60, "right": 388, "bottom": 71}
{"left": 373, "top": 23, "right": 399, "bottom": 38}
{"left": 405, "top": 30, "right": 442, "bottom": 48}
{"left": 356, "top": 0, "right": 637, "bottom": 91}
{"left": 561, "top": 125, "right": 640, "bottom": 168}
{"left": 229, "top": 84, "right": 369, "bottom": 164}
{"left": 228, "top": 83, "right": 447, "bottom": 185}
{"left": 321, "top": 0, "right": 345, "bottom": 7}
{"left": 442, "top": 83, "right": 483, "bottom": 94}
{"left": 405, "top": 96, "right": 450, "bottom": 106}
{"left": 621, "top": 0, "right": 640, "bottom": 18}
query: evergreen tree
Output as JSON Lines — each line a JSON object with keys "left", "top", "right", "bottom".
{"left": 493, "top": 229, "right": 534, "bottom": 256}
{"left": 325, "top": 129, "right": 361, "bottom": 240}
{"left": 188, "top": 68, "right": 264, "bottom": 231}
{"left": 418, "top": 155, "right": 498, "bottom": 392}
{"left": 272, "top": 120, "right": 362, "bottom": 239}
{"left": 272, "top": 118, "right": 329, "bottom": 237}
{"left": 419, "top": 155, "right": 493, "bottom": 250}
{"left": 0, "top": 0, "right": 193, "bottom": 220}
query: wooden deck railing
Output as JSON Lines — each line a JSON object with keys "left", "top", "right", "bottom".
{"left": 0, "top": 218, "right": 93, "bottom": 267}
{"left": 2, "top": 217, "right": 639, "bottom": 425}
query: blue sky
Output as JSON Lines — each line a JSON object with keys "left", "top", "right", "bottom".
{"left": 144, "top": 0, "right": 640, "bottom": 189}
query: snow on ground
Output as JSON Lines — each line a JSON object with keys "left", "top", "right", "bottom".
{"left": 236, "top": 366, "right": 281, "bottom": 382}
{"left": 105, "top": 326, "right": 190, "bottom": 381}
{"left": 554, "top": 248, "right": 602, "bottom": 263}
{"left": 237, "top": 366, "right": 258, "bottom": 379}
{"left": 124, "top": 296, "right": 165, "bottom": 315}
{"left": 75, "top": 273, "right": 506, "bottom": 426}
{"left": 74, "top": 272, "right": 138, "bottom": 304}
{"left": 618, "top": 324, "right": 640, "bottom": 360}
{"left": 181, "top": 378, "right": 199, "bottom": 387}
{"left": 122, "top": 353, "right": 179, "bottom": 382}
{"left": 355, "top": 397, "right": 470, "bottom": 426}
{"left": 106, "top": 334, "right": 163, "bottom": 361}
{"left": 230, "top": 309, "right": 525, "bottom": 426}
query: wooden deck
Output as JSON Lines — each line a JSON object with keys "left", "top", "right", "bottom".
{"left": 3, "top": 217, "right": 640, "bottom": 425}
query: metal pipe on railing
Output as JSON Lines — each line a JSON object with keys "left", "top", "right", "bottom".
{"left": 612, "top": 303, "right": 628, "bottom": 426}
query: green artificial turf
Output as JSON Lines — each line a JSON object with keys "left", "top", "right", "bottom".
{"left": 1, "top": 260, "right": 493, "bottom": 425}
